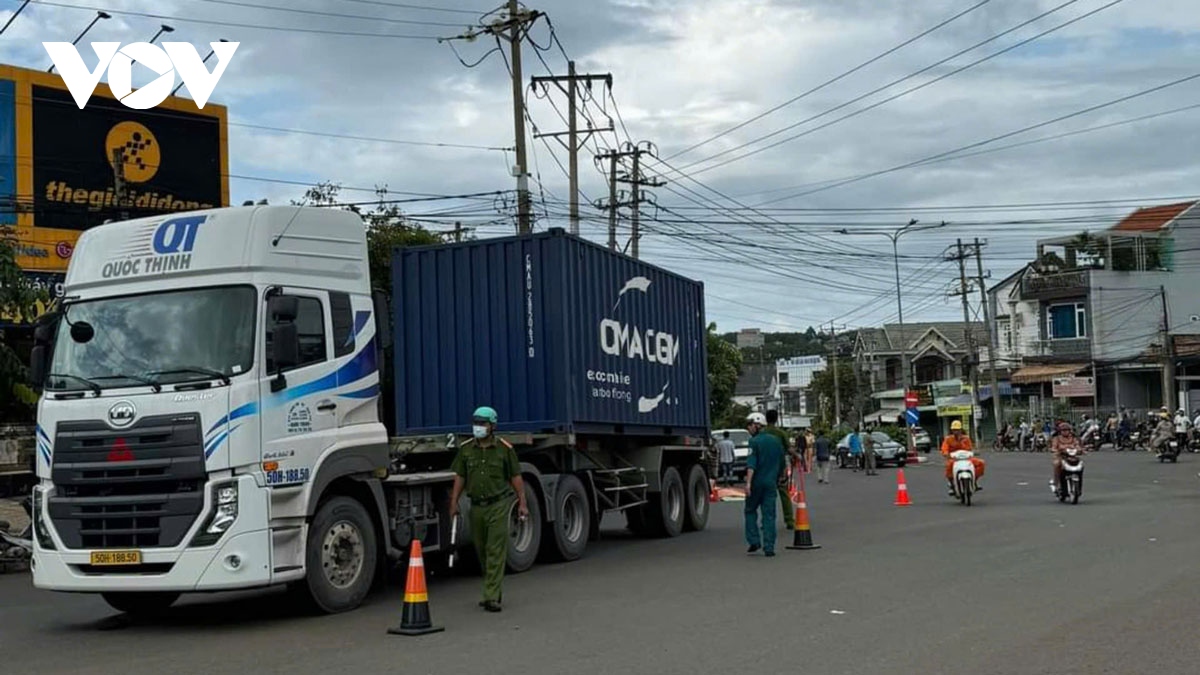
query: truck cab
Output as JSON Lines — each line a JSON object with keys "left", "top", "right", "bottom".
{"left": 29, "top": 206, "right": 391, "bottom": 614}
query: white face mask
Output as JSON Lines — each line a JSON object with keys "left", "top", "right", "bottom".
{"left": 472, "top": 425, "right": 489, "bottom": 439}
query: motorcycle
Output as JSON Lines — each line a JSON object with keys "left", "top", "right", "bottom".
{"left": 0, "top": 496, "right": 33, "bottom": 567}
{"left": 991, "top": 433, "right": 1017, "bottom": 452}
{"left": 949, "top": 450, "right": 977, "bottom": 506}
{"left": 1053, "top": 447, "right": 1085, "bottom": 504}
{"left": 1034, "top": 433, "right": 1048, "bottom": 453}
{"left": 1158, "top": 437, "right": 1181, "bottom": 463}
{"left": 1080, "top": 428, "right": 1101, "bottom": 452}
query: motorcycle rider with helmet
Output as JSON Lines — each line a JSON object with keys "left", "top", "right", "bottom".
{"left": 1051, "top": 421, "right": 1083, "bottom": 492}
{"left": 1150, "top": 410, "right": 1175, "bottom": 455}
{"left": 942, "top": 420, "right": 985, "bottom": 494}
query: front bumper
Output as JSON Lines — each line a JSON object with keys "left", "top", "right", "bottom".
{"left": 32, "top": 474, "right": 272, "bottom": 593}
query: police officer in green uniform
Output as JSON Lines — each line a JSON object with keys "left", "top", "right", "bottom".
{"left": 765, "top": 410, "right": 799, "bottom": 530}
{"left": 449, "top": 406, "right": 529, "bottom": 612}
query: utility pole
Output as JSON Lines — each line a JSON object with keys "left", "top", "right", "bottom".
{"left": 827, "top": 321, "right": 844, "bottom": 429}
{"left": 531, "top": 63, "right": 613, "bottom": 236}
{"left": 951, "top": 240, "right": 981, "bottom": 445}
{"left": 1161, "top": 285, "right": 1176, "bottom": 411}
{"left": 598, "top": 141, "right": 663, "bottom": 258}
{"left": 443, "top": 3, "right": 542, "bottom": 234}
{"left": 973, "top": 238, "right": 1004, "bottom": 434}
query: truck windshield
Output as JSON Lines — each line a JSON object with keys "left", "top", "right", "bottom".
{"left": 47, "top": 286, "right": 256, "bottom": 392}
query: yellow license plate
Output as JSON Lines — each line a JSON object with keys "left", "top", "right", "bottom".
{"left": 89, "top": 550, "right": 142, "bottom": 565}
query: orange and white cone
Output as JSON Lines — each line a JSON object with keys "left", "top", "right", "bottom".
{"left": 387, "top": 539, "right": 444, "bottom": 636}
{"left": 894, "top": 468, "right": 913, "bottom": 506}
{"left": 785, "top": 488, "right": 821, "bottom": 550}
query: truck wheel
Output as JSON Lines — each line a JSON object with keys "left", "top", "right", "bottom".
{"left": 300, "top": 496, "right": 377, "bottom": 614}
{"left": 683, "top": 464, "right": 710, "bottom": 532}
{"left": 506, "top": 481, "right": 542, "bottom": 573}
{"left": 647, "top": 467, "right": 685, "bottom": 538}
{"left": 544, "top": 474, "right": 590, "bottom": 562}
{"left": 102, "top": 592, "right": 179, "bottom": 615}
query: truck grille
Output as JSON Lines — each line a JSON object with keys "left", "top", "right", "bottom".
{"left": 48, "top": 414, "right": 206, "bottom": 549}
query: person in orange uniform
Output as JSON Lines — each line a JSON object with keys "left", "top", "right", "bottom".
{"left": 941, "top": 420, "right": 985, "bottom": 494}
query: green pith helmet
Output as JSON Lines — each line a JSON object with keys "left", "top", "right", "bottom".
{"left": 473, "top": 406, "right": 498, "bottom": 424}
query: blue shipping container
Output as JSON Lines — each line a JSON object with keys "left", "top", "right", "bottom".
{"left": 392, "top": 229, "right": 710, "bottom": 437}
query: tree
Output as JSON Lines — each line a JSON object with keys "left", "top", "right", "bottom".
{"left": 806, "top": 360, "right": 865, "bottom": 430}
{"left": 706, "top": 322, "right": 742, "bottom": 427}
{"left": 0, "top": 233, "right": 49, "bottom": 419}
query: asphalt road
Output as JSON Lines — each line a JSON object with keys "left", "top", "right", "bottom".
{"left": 2, "top": 451, "right": 1198, "bottom": 675}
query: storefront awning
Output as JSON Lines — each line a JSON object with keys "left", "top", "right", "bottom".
{"left": 1010, "top": 363, "right": 1087, "bottom": 385}
{"left": 866, "top": 408, "right": 904, "bottom": 424}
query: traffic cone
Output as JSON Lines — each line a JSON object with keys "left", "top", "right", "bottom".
{"left": 785, "top": 489, "right": 821, "bottom": 550}
{"left": 387, "top": 539, "right": 444, "bottom": 636}
{"left": 894, "top": 468, "right": 913, "bottom": 506}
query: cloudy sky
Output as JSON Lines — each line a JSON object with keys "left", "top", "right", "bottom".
{"left": 4, "top": 0, "right": 1199, "bottom": 334}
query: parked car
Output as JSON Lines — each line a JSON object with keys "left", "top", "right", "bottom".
{"left": 836, "top": 432, "right": 907, "bottom": 468}
{"left": 911, "top": 427, "right": 932, "bottom": 453}
{"left": 711, "top": 429, "right": 752, "bottom": 480}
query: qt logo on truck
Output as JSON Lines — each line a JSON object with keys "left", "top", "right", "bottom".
{"left": 101, "top": 215, "right": 204, "bottom": 279}
{"left": 44, "top": 41, "right": 239, "bottom": 110}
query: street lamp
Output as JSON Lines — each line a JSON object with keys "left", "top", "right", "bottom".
{"left": 48, "top": 11, "right": 111, "bottom": 73}
{"left": 171, "top": 39, "right": 228, "bottom": 97}
{"left": 837, "top": 219, "right": 947, "bottom": 395}
{"left": 147, "top": 24, "right": 175, "bottom": 45}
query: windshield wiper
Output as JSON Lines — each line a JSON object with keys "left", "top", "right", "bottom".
{"left": 92, "top": 373, "right": 162, "bottom": 393}
{"left": 145, "top": 367, "right": 231, "bottom": 386}
{"left": 47, "top": 373, "right": 102, "bottom": 396}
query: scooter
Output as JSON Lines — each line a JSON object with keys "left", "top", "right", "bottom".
{"left": 1053, "top": 447, "right": 1084, "bottom": 504}
{"left": 949, "top": 450, "right": 977, "bottom": 506}
{"left": 1156, "top": 437, "right": 1181, "bottom": 463}
{"left": 0, "top": 496, "right": 33, "bottom": 566}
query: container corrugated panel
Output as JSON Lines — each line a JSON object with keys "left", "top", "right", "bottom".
{"left": 392, "top": 229, "right": 709, "bottom": 437}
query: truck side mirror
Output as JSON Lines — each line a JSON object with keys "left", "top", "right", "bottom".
{"left": 269, "top": 295, "right": 298, "bottom": 323}
{"left": 29, "top": 345, "right": 47, "bottom": 388}
{"left": 372, "top": 290, "right": 392, "bottom": 349}
{"left": 29, "top": 312, "right": 60, "bottom": 388}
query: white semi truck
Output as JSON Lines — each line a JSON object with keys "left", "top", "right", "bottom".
{"left": 26, "top": 206, "right": 712, "bottom": 614}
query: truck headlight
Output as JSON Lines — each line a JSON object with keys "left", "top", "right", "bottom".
{"left": 32, "top": 488, "right": 55, "bottom": 551}
{"left": 190, "top": 482, "right": 239, "bottom": 547}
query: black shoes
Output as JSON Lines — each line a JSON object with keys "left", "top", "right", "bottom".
{"left": 765, "top": 551, "right": 776, "bottom": 558}
{"left": 483, "top": 600, "right": 502, "bottom": 612}
{"left": 747, "top": 544, "right": 761, "bottom": 554}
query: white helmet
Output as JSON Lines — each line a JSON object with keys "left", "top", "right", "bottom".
{"left": 747, "top": 412, "right": 767, "bottom": 426}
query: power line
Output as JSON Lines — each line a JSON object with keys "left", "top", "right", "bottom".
{"left": 330, "top": 0, "right": 487, "bottom": 16}
{"left": 31, "top": 0, "right": 444, "bottom": 39}
{"left": 671, "top": 0, "right": 1124, "bottom": 178}
{"left": 664, "top": 0, "right": 994, "bottom": 161}
{"left": 758, "top": 70, "right": 1200, "bottom": 205}
{"left": 231, "top": 122, "right": 511, "bottom": 151}
{"left": 186, "top": 0, "right": 467, "bottom": 27}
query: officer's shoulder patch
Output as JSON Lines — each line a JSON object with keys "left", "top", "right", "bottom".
{"left": 498, "top": 438, "right": 513, "bottom": 449}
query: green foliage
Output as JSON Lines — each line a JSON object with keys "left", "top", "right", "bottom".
{"left": 715, "top": 402, "right": 751, "bottom": 430}
{"left": 720, "top": 330, "right": 827, "bottom": 364}
{"left": 806, "top": 360, "right": 866, "bottom": 427}
{"left": 1, "top": 233, "right": 50, "bottom": 419}
{"left": 706, "top": 322, "right": 743, "bottom": 427}
{"left": 877, "top": 424, "right": 906, "bottom": 446}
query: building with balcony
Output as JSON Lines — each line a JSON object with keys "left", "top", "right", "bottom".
{"left": 987, "top": 200, "right": 1200, "bottom": 415}
{"left": 853, "top": 322, "right": 985, "bottom": 392}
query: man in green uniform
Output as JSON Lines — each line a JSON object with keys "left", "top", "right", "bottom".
{"left": 744, "top": 412, "right": 785, "bottom": 557}
{"left": 449, "top": 406, "right": 529, "bottom": 612}
{"left": 765, "top": 409, "right": 799, "bottom": 530}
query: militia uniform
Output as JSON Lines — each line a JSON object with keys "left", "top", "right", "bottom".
{"left": 450, "top": 407, "right": 523, "bottom": 611}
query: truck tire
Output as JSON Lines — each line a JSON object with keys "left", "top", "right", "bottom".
{"left": 543, "top": 474, "right": 590, "bottom": 562}
{"left": 299, "top": 496, "right": 378, "bottom": 614}
{"left": 683, "top": 464, "right": 710, "bottom": 532}
{"left": 101, "top": 592, "right": 179, "bottom": 615}
{"left": 506, "top": 481, "right": 542, "bottom": 573}
{"left": 648, "top": 466, "right": 685, "bottom": 538}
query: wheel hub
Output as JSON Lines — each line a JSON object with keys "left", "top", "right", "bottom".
{"left": 321, "top": 521, "right": 364, "bottom": 589}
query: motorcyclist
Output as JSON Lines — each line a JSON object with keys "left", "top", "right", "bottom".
{"left": 1150, "top": 411, "right": 1175, "bottom": 454}
{"left": 1079, "top": 414, "right": 1100, "bottom": 448}
{"left": 1050, "top": 421, "right": 1083, "bottom": 492}
{"left": 942, "top": 420, "right": 985, "bottom": 494}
